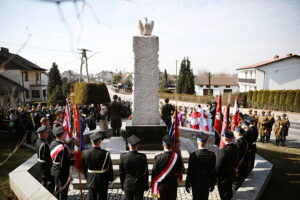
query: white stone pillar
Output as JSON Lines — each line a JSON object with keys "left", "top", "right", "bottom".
{"left": 132, "top": 36, "right": 160, "bottom": 125}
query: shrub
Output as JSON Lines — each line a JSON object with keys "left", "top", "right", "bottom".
{"left": 285, "top": 90, "right": 295, "bottom": 111}
{"left": 268, "top": 90, "right": 276, "bottom": 110}
{"left": 273, "top": 90, "right": 281, "bottom": 110}
{"left": 48, "top": 85, "right": 66, "bottom": 106}
{"left": 252, "top": 90, "right": 258, "bottom": 108}
{"left": 257, "top": 90, "right": 264, "bottom": 108}
{"left": 293, "top": 90, "right": 300, "bottom": 112}
{"left": 279, "top": 90, "right": 288, "bottom": 111}
{"left": 246, "top": 90, "right": 253, "bottom": 107}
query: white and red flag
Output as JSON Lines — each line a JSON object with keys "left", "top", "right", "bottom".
{"left": 220, "top": 103, "right": 230, "bottom": 148}
{"left": 231, "top": 97, "right": 240, "bottom": 132}
{"left": 63, "top": 98, "right": 73, "bottom": 141}
{"left": 213, "top": 95, "right": 222, "bottom": 137}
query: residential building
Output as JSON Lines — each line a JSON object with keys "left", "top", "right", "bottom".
{"left": 95, "top": 70, "right": 114, "bottom": 84}
{"left": 237, "top": 53, "right": 300, "bottom": 92}
{"left": 0, "top": 47, "right": 48, "bottom": 105}
{"left": 194, "top": 74, "right": 239, "bottom": 96}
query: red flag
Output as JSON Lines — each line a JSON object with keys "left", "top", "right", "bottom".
{"left": 220, "top": 103, "right": 230, "bottom": 148}
{"left": 63, "top": 98, "right": 73, "bottom": 141}
{"left": 73, "top": 104, "right": 80, "bottom": 135}
{"left": 213, "top": 95, "right": 222, "bottom": 137}
{"left": 73, "top": 104, "right": 83, "bottom": 172}
{"left": 172, "top": 110, "right": 181, "bottom": 155}
{"left": 231, "top": 97, "right": 240, "bottom": 132}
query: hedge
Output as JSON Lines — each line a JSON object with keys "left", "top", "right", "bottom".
{"left": 245, "top": 90, "right": 300, "bottom": 113}
{"left": 72, "top": 82, "right": 111, "bottom": 105}
{"left": 159, "top": 93, "right": 213, "bottom": 105}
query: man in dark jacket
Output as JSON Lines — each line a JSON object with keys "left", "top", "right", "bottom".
{"left": 119, "top": 135, "right": 149, "bottom": 200}
{"left": 151, "top": 135, "right": 184, "bottom": 200}
{"left": 108, "top": 95, "right": 123, "bottom": 136}
{"left": 186, "top": 132, "right": 216, "bottom": 200}
{"left": 35, "top": 126, "right": 54, "bottom": 193}
{"left": 216, "top": 130, "right": 238, "bottom": 200}
{"left": 82, "top": 132, "right": 114, "bottom": 200}
{"left": 50, "top": 126, "right": 74, "bottom": 200}
{"left": 161, "top": 98, "right": 175, "bottom": 130}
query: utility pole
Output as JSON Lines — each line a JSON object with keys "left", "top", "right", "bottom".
{"left": 175, "top": 60, "right": 178, "bottom": 94}
{"left": 78, "top": 48, "right": 91, "bottom": 82}
{"left": 208, "top": 72, "right": 212, "bottom": 96}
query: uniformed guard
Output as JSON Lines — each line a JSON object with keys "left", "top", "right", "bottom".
{"left": 161, "top": 98, "right": 175, "bottom": 130}
{"left": 82, "top": 132, "right": 114, "bottom": 200}
{"left": 185, "top": 133, "right": 216, "bottom": 200}
{"left": 108, "top": 95, "right": 123, "bottom": 136}
{"left": 253, "top": 110, "right": 259, "bottom": 127}
{"left": 232, "top": 126, "right": 248, "bottom": 192}
{"left": 258, "top": 111, "right": 270, "bottom": 143}
{"left": 35, "top": 126, "right": 55, "bottom": 193}
{"left": 274, "top": 115, "right": 282, "bottom": 146}
{"left": 119, "top": 135, "right": 149, "bottom": 200}
{"left": 53, "top": 109, "right": 64, "bottom": 127}
{"left": 40, "top": 117, "right": 54, "bottom": 142}
{"left": 50, "top": 126, "right": 74, "bottom": 200}
{"left": 280, "top": 114, "right": 290, "bottom": 146}
{"left": 266, "top": 111, "right": 275, "bottom": 142}
{"left": 151, "top": 135, "right": 184, "bottom": 200}
{"left": 216, "top": 130, "right": 238, "bottom": 200}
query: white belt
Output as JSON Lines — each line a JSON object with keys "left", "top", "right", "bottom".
{"left": 38, "top": 159, "right": 46, "bottom": 163}
{"left": 53, "top": 161, "right": 60, "bottom": 165}
{"left": 88, "top": 169, "right": 108, "bottom": 174}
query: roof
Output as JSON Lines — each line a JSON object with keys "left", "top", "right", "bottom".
{"left": 237, "top": 54, "right": 300, "bottom": 70}
{"left": 195, "top": 75, "right": 238, "bottom": 86}
{"left": 0, "top": 74, "right": 27, "bottom": 92}
{"left": 0, "top": 47, "right": 47, "bottom": 71}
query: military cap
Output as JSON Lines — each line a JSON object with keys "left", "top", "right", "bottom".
{"left": 212, "top": 101, "right": 217, "bottom": 105}
{"left": 282, "top": 113, "right": 287, "bottom": 117}
{"left": 242, "top": 121, "right": 250, "bottom": 126}
{"left": 37, "top": 126, "right": 48, "bottom": 134}
{"left": 89, "top": 132, "right": 103, "bottom": 141}
{"left": 40, "top": 117, "right": 49, "bottom": 123}
{"left": 53, "top": 126, "right": 65, "bottom": 136}
{"left": 162, "top": 135, "right": 173, "bottom": 147}
{"left": 196, "top": 132, "right": 209, "bottom": 142}
{"left": 261, "top": 111, "right": 265, "bottom": 114}
{"left": 55, "top": 109, "right": 63, "bottom": 116}
{"left": 222, "top": 130, "right": 234, "bottom": 139}
{"left": 127, "top": 135, "right": 141, "bottom": 146}
{"left": 234, "top": 126, "right": 245, "bottom": 134}
{"left": 246, "top": 117, "right": 255, "bottom": 123}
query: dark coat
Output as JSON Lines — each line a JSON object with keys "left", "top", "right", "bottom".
{"left": 35, "top": 137, "right": 52, "bottom": 178}
{"left": 216, "top": 143, "right": 238, "bottom": 183}
{"left": 108, "top": 101, "right": 123, "bottom": 121}
{"left": 186, "top": 149, "right": 216, "bottom": 189}
{"left": 82, "top": 147, "right": 114, "bottom": 189}
{"left": 119, "top": 151, "right": 149, "bottom": 192}
{"left": 161, "top": 104, "right": 175, "bottom": 121}
{"left": 234, "top": 137, "right": 248, "bottom": 175}
{"left": 151, "top": 151, "right": 184, "bottom": 191}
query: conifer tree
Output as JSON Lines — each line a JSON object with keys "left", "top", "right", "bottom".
{"left": 47, "top": 62, "right": 62, "bottom": 96}
{"left": 161, "top": 69, "right": 168, "bottom": 89}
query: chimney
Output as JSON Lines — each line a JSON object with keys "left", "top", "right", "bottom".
{"left": 1, "top": 47, "right": 9, "bottom": 53}
{"left": 286, "top": 53, "right": 293, "bottom": 57}
{"left": 274, "top": 55, "right": 279, "bottom": 59}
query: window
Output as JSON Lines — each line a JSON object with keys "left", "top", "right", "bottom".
{"left": 32, "top": 90, "right": 40, "bottom": 98}
{"left": 199, "top": 85, "right": 203, "bottom": 87}
{"left": 24, "top": 72, "right": 28, "bottom": 81}
{"left": 36, "top": 73, "right": 40, "bottom": 81}
{"left": 223, "top": 89, "right": 232, "bottom": 93}
{"left": 206, "top": 85, "right": 210, "bottom": 88}
{"left": 226, "top": 85, "right": 230, "bottom": 88}
{"left": 245, "top": 72, "right": 248, "bottom": 78}
{"left": 214, "top": 85, "right": 218, "bottom": 88}
{"left": 250, "top": 71, "right": 253, "bottom": 78}
{"left": 25, "top": 90, "right": 29, "bottom": 99}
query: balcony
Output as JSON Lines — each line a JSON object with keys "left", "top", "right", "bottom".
{"left": 238, "top": 78, "right": 256, "bottom": 84}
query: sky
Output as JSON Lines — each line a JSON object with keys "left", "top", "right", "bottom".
{"left": 0, "top": 0, "right": 300, "bottom": 75}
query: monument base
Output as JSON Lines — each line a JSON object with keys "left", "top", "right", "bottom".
{"left": 125, "top": 120, "right": 167, "bottom": 150}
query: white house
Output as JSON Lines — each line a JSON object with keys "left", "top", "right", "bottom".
{"left": 237, "top": 53, "right": 300, "bottom": 92}
{"left": 194, "top": 75, "right": 239, "bottom": 96}
{"left": 0, "top": 47, "right": 48, "bottom": 105}
{"left": 95, "top": 70, "right": 114, "bottom": 84}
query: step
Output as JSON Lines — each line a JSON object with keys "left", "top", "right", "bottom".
{"left": 72, "top": 175, "right": 187, "bottom": 190}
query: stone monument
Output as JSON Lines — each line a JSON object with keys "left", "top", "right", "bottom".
{"left": 126, "top": 18, "right": 167, "bottom": 150}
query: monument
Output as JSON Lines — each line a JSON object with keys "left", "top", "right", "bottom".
{"left": 126, "top": 18, "right": 167, "bottom": 150}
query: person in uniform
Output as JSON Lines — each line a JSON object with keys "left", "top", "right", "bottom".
{"left": 35, "top": 126, "right": 55, "bottom": 193}
{"left": 280, "top": 114, "right": 290, "bottom": 146}
{"left": 108, "top": 95, "right": 123, "bottom": 136}
{"left": 247, "top": 109, "right": 253, "bottom": 118}
{"left": 274, "top": 115, "right": 282, "bottom": 146}
{"left": 185, "top": 133, "right": 216, "bottom": 200}
{"left": 82, "top": 132, "right": 114, "bottom": 200}
{"left": 161, "top": 98, "right": 175, "bottom": 130}
{"left": 40, "top": 117, "right": 54, "bottom": 142}
{"left": 151, "top": 135, "right": 184, "bottom": 200}
{"left": 53, "top": 109, "right": 64, "bottom": 127}
{"left": 50, "top": 126, "right": 74, "bottom": 200}
{"left": 232, "top": 126, "right": 248, "bottom": 192}
{"left": 119, "top": 135, "right": 149, "bottom": 200}
{"left": 253, "top": 110, "right": 259, "bottom": 127}
{"left": 216, "top": 130, "right": 238, "bottom": 200}
{"left": 266, "top": 111, "right": 275, "bottom": 142}
{"left": 257, "top": 111, "right": 270, "bottom": 143}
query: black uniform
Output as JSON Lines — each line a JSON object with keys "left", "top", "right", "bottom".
{"left": 35, "top": 137, "right": 55, "bottom": 192}
{"left": 216, "top": 143, "right": 238, "bottom": 200}
{"left": 151, "top": 151, "right": 184, "bottom": 200}
{"left": 82, "top": 147, "right": 114, "bottom": 200}
{"left": 161, "top": 103, "right": 175, "bottom": 130}
{"left": 108, "top": 100, "right": 123, "bottom": 136}
{"left": 186, "top": 149, "right": 216, "bottom": 200}
{"left": 119, "top": 151, "right": 149, "bottom": 200}
{"left": 245, "top": 125, "right": 259, "bottom": 174}
{"left": 233, "top": 136, "right": 248, "bottom": 191}
{"left": 50, "top": 140, "right": 73, "bottom": 200}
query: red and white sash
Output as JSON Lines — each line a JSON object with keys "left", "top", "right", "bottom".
{"left": 50, "top": 144, "right": 64, "bottom": 161}
{"left": 151, "top": 152, "right": 178, "bottom": 199}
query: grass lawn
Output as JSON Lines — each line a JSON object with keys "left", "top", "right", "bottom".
{"left": 257, "top": 143, "right": 300, "bottom": 200}
{"left": 0, "top": 132, "right": 34, "bottom": 200}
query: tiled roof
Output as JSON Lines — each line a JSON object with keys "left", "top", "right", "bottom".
{"left": 0, "top": 74, "right": 27, "bottom": 91}
{"left": 237, "top": 54, "right": 300, "bottom": 70}
{"left": 195, "top": 75, "right": 238, "bottom": 86}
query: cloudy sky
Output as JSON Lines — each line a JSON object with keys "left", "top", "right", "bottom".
{"left": 0, "top": 0, "right": 300, "bottom": 75}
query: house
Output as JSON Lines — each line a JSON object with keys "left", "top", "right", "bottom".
{"left": 0, "top": 47, "right": 48, "bottom": 105}
{"left": 194, "top": 74, "right": 239, "bottom": 96}
{"left": 95, "top": 70, "right": 115, "bottom": 84}
{"left": 159, "top": 71, "right": 176, "bottom": 90}
{"left": 236, "top": 53, "right": 300, "bottom": 92}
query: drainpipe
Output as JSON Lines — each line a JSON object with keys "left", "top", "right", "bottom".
{"left": 256, "top": 69, "right": 265, "bottom": 90}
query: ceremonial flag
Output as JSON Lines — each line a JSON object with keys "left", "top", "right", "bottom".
{"left": 203, "top": 112, "right": 209, "bottom": 131}
{"left": 231, "top": 97, "right": 240, "bottom": 132}
{"left": 213, "top": 95, "right": 222, "bottom": 137}
{"left": 220, "top": 103, "right": 230, "bottom": 148}
{"left": 63, "top": 98, "right": 73, "bottom": 141}
{"left": 171, "top": 110, "right": 181, "bottom": 155}
{"left": 73, "top": 104, "right": 84, "bottom": 172}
